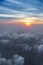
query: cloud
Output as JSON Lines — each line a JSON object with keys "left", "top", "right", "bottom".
{"left": 0, "top": 31, "right": 43, "bottom": 65}
{"left": 0, "top": 6, "right": 23, "bottom": 14}
{"left": 37, "top": 45, "right": 43, "bottom": 53}
{"left": 0, "top": 0, "right": 43, "bottom": 21}
{"left": 1, "top": 39, "right": 10, "bottom": 44}
{"left": 0, "top": 14, "right": 26, "bottom": 18}
{"left": 6, "top": 0, "right": 23, "bottom": 5}
{"left": 13, "top": 54, "right": 24, "bottom": 65}
{"left": 39, "top": 13, "right": 43, "bottom": 17}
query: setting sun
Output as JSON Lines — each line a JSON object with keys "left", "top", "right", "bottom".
{"left": 25, "top": 22, "right": 31, "bottom": 26}
{"left": 15, "top": 18, "right": 33, "bottom": 26}
{"left": 24, "top": 19, "right": 32, "bottom": 26}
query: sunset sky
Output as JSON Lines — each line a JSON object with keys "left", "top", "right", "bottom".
{"left": 0, "top": 0, "right": 43, "bottom": 24}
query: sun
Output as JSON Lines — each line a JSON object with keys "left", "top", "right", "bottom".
{"left": 25, "top": 22, "right": 31, "bottom": 26}
{"left": 24, "top": 19, "right": 32, "bottom": 26}
{"left": 16, "top": 18, "right": 33, "bottom": 26}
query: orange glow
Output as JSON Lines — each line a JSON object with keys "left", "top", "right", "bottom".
{"left": 0, "top": 18, "right": 43, "bottom": 26}
{"left": 22, "top": 19, "right": 32, "bottom": 26}
{"left": 24, "top": 22, "right": 32, "bottom": 26}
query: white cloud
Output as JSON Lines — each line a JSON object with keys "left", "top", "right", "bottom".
{"left": 39, "top": 13, "right": 43, "bottom": 17}
{"left": 0, "top": 6, "right": 26, "bottom": 19}
{"left": 6, "top": 0, "right": 24, "bottom": 5}
{"left": 23, "top": 7, "right": 37, "bottom": 11}
{"left": 0, "top": 14, "right": 26, "bottom": 18}
{"left": 0, "top": 6, "right": 24, "bottom": 14}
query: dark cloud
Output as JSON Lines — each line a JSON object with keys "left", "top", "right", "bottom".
{"left": 0, "top": 31, "right": 43, "bottom": 65}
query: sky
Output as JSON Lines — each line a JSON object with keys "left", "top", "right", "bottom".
{"left": 0, "top": 0, "right": 43, "bottom": 24}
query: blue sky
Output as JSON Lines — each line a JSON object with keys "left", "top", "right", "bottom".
{"left": 0, "top": 0, "right": 43, "bottom": 22}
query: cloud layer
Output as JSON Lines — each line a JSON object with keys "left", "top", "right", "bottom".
{"left": 0, "top": 0, "right": 43, "bottom": 21}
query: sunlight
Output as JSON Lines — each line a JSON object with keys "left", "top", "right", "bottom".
{"left": 17, "top": 19, "right": 33, "bottom": 26}
{"left": 24, "top": 19, "right": 32, "bottom": 26}
{"left": 25, "top": 22, "right": 31, "bottom": 26}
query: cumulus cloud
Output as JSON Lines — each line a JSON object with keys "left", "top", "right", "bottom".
{"left": 13, "top": 54, "right": 24, "bottom": 65}
{"left": 37, "top": 45, "right": 43, "bottom": 53}
{"left": 0, "top": 58, "right": 6, "bottom": 65}
{"left": 1, "top": 39, "right": 10, "bottom": 44}
{"left": 0, "top": 54, "right": 24, "bottom": 65}
{"left": 7, "top": 59, "right": 12, "bottom": 65}
{"left": 0, "top": 32, "right": 43, "bottom": 65}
